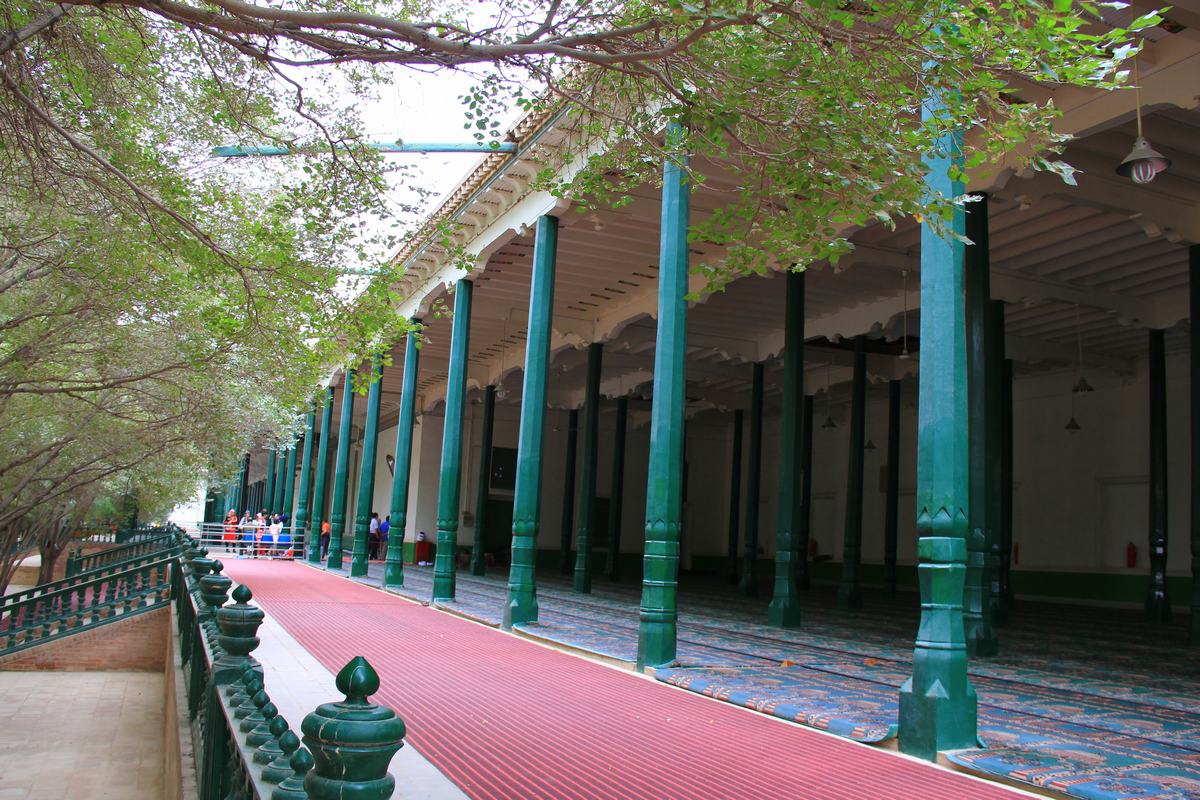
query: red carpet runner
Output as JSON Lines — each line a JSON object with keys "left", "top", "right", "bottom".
{"left": 224, "top": 560, "right": 1024, "bottom": 800}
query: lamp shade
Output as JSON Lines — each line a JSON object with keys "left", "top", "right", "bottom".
{"left": 1116, "top": 136, "right": 1170, "bottom": 184}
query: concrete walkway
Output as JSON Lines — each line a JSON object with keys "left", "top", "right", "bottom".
{"left": 0, "top": 672, "right": 163, "bottom": 800}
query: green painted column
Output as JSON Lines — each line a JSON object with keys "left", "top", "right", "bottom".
{"left": 294, "top": 411, "right": 316, "bottom": 561}
{"left": 351, "top": 355, "right": 383, "bottom": 578}
{"left": 309, "top": 388, "right": 335, "bottom": 563}
{"left": 1147, "top": 328, "right": 1171, "bottom": 621}
{"left": 471, "top": 385, "right": 496, "bottom": 576}
{"left": 769, "top": 270, "right": 806, "bottom": 627}
{"left": 282, "top": 445, "right": 297, "bottom": 521}
{"left": 264, "top": 450, "right": 277, "bottom": 517}
{"left": 558, "top": 410, "right": 578, "bottom": 575}
{"left": 574, "top": 343, "right": 604, "bottom": 594}
{"left": 897, "top": 102, "right": 978, "bottom": 760}
{"left": 385, "top": 324, "right": 421, "bottom": 588}
{"left": 987, "top": 299, "right": 1007, "bottom": 625}
{"left": 1000, "top": 358, "right": 1015, "bottom": 618}
{"left": 738, "top": 363, "right": 764, "bottom": 597}
{"left": 965, "top": 192, "right": 999, "bottom": 656}
{"left": 1192, "top": 247, "right": 1200, "bottom": 642}
{"left": 433, "top": 280, "right": 473, "bottom": 601}
{"left": 273, "top": 446, "right": 288, "bottom": 515}
{"left": 327, "top": 371, "right": 355, "bottom": 570}
{"left": 637, "top": 123, "right": 689, "bottom": 671}
{"left": 885, "top": 379, "right": 902, "bottom": 598}
{"left": 504, "top": 215, "right": 558, "bottom": 629}
{"left": 606, "top": 397, "right": 629, "bottom": 580}
{"left": 236, "top": 455, "right": 249, "bottom": 516}
{"left": 229, "top": 469, "right": 239, "bottom": 519}
{"left": 797, "top": 395, "right": 815, "bottom": 590}
{"left": 837, "top": 335, "right": 867, "bottom": 610}
{"left": 725, "top": 410, "right": 744, "bottom": 584}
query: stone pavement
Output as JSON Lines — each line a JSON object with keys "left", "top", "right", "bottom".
{"left": 0, "top": 672, "right": 163, "bottom": 800}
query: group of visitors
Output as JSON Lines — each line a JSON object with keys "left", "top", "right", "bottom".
{"left": 368, "top": 512, "right": 391, "bottom": 560}
{"left": 221, "top": 509, "right": 294, "bottom": 558}
{"left": 217, "top": 507, "right": 403, "bottom": 564}
{"left": 312, "top": 512, "right": 393, "bottom": 562}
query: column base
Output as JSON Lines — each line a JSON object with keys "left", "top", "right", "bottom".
{"left": 470, "top": 561, "right": 486, "bottom": 577}
{"left": 965, "top": 629, "right": 999, "bottom": 658}
{"left": 1145, "top": 592, "right": 1173, "bottom": 622}
{"left": 326, "top": 549, "right": 343, "bottom": 571}
{"left": 432, "top": 574, "right": 456, "bottom": 602}
{"left": 993, "top": 599, "right": 1009, "bottom": 627}
{"left": 573, "top": 570, "right": 592, "bottom": 594}
{"left": 898, "top": 671, "right": 979, "bottom": 762}
{"left": 382, "top": 560, "right": 404, "bottom": 588}
{"left": 836, "top": 583, "right": 862, "bottom": 610}
{"left": 432, "top": 530, "right": 456, "bottom": 600}
{"left": 737, "top": 569, "right": 757, "bottom": 598}
{"left": 767, "top": 598, "right": 801, "bottom": 628}
{"left": 503, "top": 590, "right": 538, "bottom": 630}
{"left": 637, "top": 616, "right": 676, "bottom": 671}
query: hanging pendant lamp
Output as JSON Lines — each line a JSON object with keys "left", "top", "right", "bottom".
{"left": 864, "top": 391, "right": 876, "bottom": 451}
{"left": 1071, "top": 305, "right": 1094, "bottom": 394}
{"left": 822, "top": 361, "right": 838, "bottom": 429}
{"left": 1116, "top": 59, "right": 1170, "bottom": 185}
{"left": 898, "top": 270, "right": 912, "bottom": 360}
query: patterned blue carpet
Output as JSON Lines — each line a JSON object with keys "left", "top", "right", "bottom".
{"left": 657, "top": 665, "right": 898, "bottom": 742}
{"left": 324, "top": 562, "right": 1200, "bottom": 800}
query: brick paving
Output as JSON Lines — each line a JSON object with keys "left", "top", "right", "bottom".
{"left": 0, "top": 672, "right": 163, "bottom": 799}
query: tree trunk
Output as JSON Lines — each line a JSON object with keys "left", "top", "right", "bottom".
{"left": 37, "top": 541, "right": 65, "bottom": 584}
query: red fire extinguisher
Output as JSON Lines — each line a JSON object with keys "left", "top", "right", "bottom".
{"left": 1127, "top": 542, "right": 1137, "bottom": 569}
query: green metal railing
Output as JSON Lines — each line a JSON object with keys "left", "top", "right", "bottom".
{"left": 0, "top": 553, "right": 176, "bottom": 656}
{"left": 176, "top": 536, "right": 407, "bottom": 800}
{"left": 3, "top": 544, "right": 182, "bottom": 613}
{"left": 68, "top": 523, "right": 176, "bottom": 545}
{"left": 65, "top": 529, "right": 179, "bottom": 577}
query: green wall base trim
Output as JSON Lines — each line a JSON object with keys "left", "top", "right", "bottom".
{"left": 531, "top": 550, "right": 1190, "bottom": 609}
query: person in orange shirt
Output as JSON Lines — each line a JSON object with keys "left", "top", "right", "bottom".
{"left": 320, "top": 520, "right": 331, "bottom": 560}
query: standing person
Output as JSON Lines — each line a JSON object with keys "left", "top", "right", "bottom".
{"left": 262, "top": 514, "right": 279, "bottom": 557}
{"left": 240, "top": 514, "right": 255, "bottom": 558}
{"left": 252, "top": 512, "right": 266, "bottom": 558}
{"left": 277, "top": 519, "right": 293, "bottom": 559}
{"left": 368, "top": 512, "right": 381, "bottom": 561}
{"left": 379, "top": 515, "right": 390, "bottom": 561}
{"left": 320, "top": 520, "right": 331, "bottom": 560}
{"left": 238, "top": 511, "right": 252, "bottom": 555}
{"left": 222, "top": 511, "right": 238, "bottom": 552}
